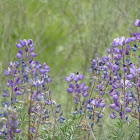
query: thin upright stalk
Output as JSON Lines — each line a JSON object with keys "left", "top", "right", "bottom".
{"left": 84, "top": 110, "right": 96, "bottom": 140}
{"left": 136, "top": 74, "right": 140, "bottom": 140}
{"left": 28, "top": 73, "right": 33, "bottom": 140}
{"left": 34, "top": 103, "right": 42, "bottom": 139}
{"left": 122, "top": 46, "right": 126, "bottom": 139}
{"left": 47, "top": 83, "right": 64, "bottom": 138}
{"left": 52, "top": 113, "right": 56, "bottom": 140}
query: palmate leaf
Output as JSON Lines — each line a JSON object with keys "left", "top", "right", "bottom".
{"left": 108, "top": 119, "right": 138, "bottom": 140}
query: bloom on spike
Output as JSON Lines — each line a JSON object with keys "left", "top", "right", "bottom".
{"left": 134, "top": 19, "right": 140, "bottom": 27}
{"left": 5, "top": 67, "right": 11, "bottom": 76}
{"left": 28, "top": 39, "right": 33, "bottom": 47}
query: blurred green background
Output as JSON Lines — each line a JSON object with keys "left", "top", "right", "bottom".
{"left": 0, "top": 0, "right": 140, "bottom": 139}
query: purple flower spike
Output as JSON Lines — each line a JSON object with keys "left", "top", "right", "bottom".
{"left": 15, "top": 129, "right": 21, "bottom": 133}
{"left": 67, "top": 88, "right": 73, "bottom": 93}
{"left": 134, "top": 19, "right": 140, "bottom": 27}
{"left": 17, "top": 53, "right": 23, "bottom": 59}
{"left": 16, "top": 43, "right": 22, "bottom": 48}
{"left": 31, "top": 52, "right": 37, "bottom": 57}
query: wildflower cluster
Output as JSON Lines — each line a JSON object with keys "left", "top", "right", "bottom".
{"left": 1, "top": 19, "right": 140, "bottom": 140}
{"left": 65, "top": 19, "right": 140, "bottom": 139}
{"left": 2, "top": 39, "right": 65, "bottom": 139}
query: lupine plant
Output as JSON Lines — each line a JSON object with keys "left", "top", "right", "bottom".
{"left": 0, "top": 19, "right": 140, "bottom": 140}
{"left": 65, "top": 19, "right": 140, "bottom": 140}
{"left": 1, "top": 39, "right": 65, "bottom": 140}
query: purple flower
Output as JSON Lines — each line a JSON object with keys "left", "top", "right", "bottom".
{"left": 111, "top": 36, "right": 125, "bottom": 47}
{"left": 25, "top": 46, "right": 28, "bottom": 52}
{"left": 15, "top": 129, "right": 21, "bottom": 133}
{"left": 31, "top": 52, "right": 37, "bottom": 57}
{"left": 110, "top": 112, "right": 116, "bottom": 119}
{"left": 82, "top": 86, "right": 89, "bottom": 92}
{"left": 16, "top": 43, "right": 22, "bottom": 48}
{"left": 130, "top": 37, "right": 137, "bottom": 42}
{"left": 67, "top": 88, "right": 73, "bottom": 93}
{"left": 82, "top": 92, "right": 88, "bottom": 97}
{"left": 65, "top": 76, "right": 72, "bottom": 82}
{"left": 15, "top": 91, "right": 22, "bottom": 96}
{"left": 125, "top": 45, "right": 130, "bottom": 55}
{"left": 30, "top": 127, "right": 36, "bottom": 133}
{"left": 134, "top": 19, "right": 140, "bottom": 27}
{"left": 130, "top": 64, "right": 136, "bottom": 75}
{"left": 102, "top": 55, "right": 109, "bottom": 62}
{"left": 20, "top": 39, "right": 27, "bottom": 46}
{"left": 29, "top": 47, "right": 34, "bottom": 53}
{"left": 39, "top": 69, "right": 47, "bottom": 74}
{"left": 17, "top": 53, "right": 23, "bottom": 59}
{"left": 125, "top": 37, "right": 131, "bottom": 44}
{"left": 126, "top": 74, "right": 135, "bottom": 80}
{"left": 28, "top": 39, "right": 33, "bottom": 47}
{"left": 99, "top": 103, "right": 106, "bottom": 107}
{"left": 13, "top": 120, "right": 19, "bottom": 129}
{"left": 112, "top": 64, "right": 120, "bottom": 72}
{"left": 119, "top": 36, "right": 125, "bottom": 46}
{"left": 56, "top": 104, "right": 61, "bottom": 113}
{"left": 114, "top": 106, "right": 120, "bottom": 112}
{"left": 5, "top": 67, "right": 11, "bottom": 76}
{"left": 69, "top": 83, "right": 75, "bottom": 89}
{"left": 123, "top": 67, "right": 127, "bottom": 73}
{"left": 125, "top": 107, "right": 132, "bottom": 113}
{"left": 114, "top": 48, "right": 120, "bottom": 54}
{"left": 48, "top": 78, "right": 52, "bottom": 82}
{"left": 78, "top": 74, "right": 85, "bottom": 80}
{"left": 44, "top": 65, "right": 50, "bottom": 72}
{"left": 98, "top": 113, "right": 104, "bottom": 118}
{"left": 113, "top": 95, "right": 119, "bottom": 100}
{"left": 110, "top": 104, "right": 116, "bottom": 109}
